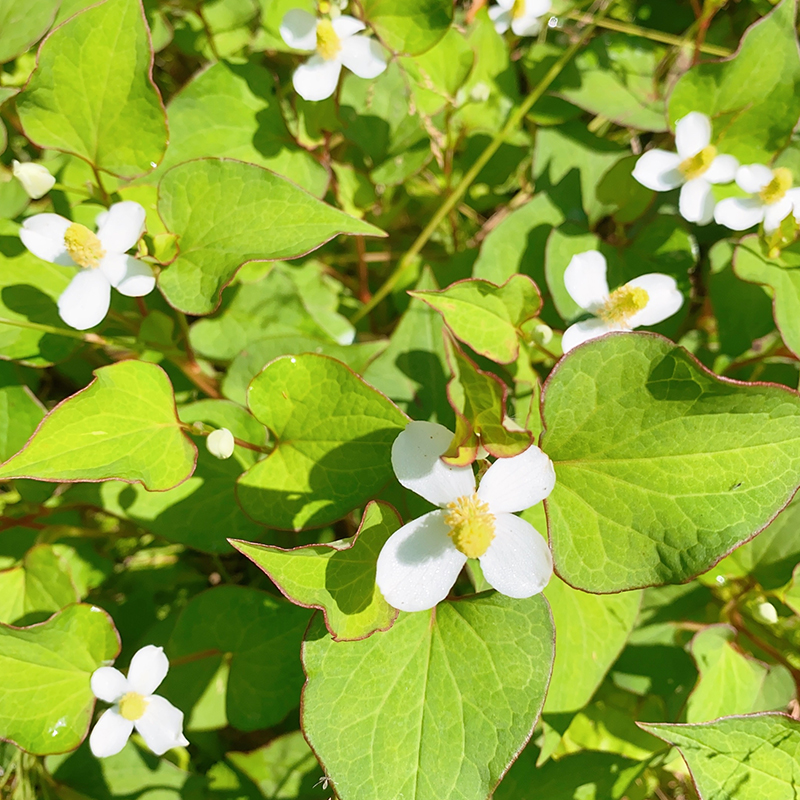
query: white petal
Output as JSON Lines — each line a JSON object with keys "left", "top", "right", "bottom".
{"left": 626, "top": 274, "right": 684, "bottom": 328}
{"left": 563, "top": 250, "right": 610, "bottom": 313}
{"left": 675, "top": 112, "right": 711, "bottom": 159}
{"left": 679, "top": 178, "right": 715, "bottom": 225}
{"left": 495, "top": 0, "right": 514, "bottom": 9}
{"left": 489, "top": 6, "right": 511, "bottom": 32}
{"left": 525, "top": 0, "right": 552, "bottom": 14}
{"left": 95, "top": 201, "right": 146, "bottom": 254}
{"left": 511, "top": 14, "right": 541, "bottom": 35}
{"left": 134, "top": 695, "right": 189, "bottom": 756}
{"left": 785, "top": 187, "right": 800, "bottom": 216}
{"left": 127, "top": 645, "right": 169, "bottom": 696}
{"left": 375, "top": 511, "right": 467, "bottom": 612}
{"left": 292, "top": 55, "right": 342, "bottom": 102}
{"left": 561, "top": 318, "right": 616, "bottom": 353}
{"left": 713, "top": 196, "right": 765, "bottom": 231}
{"left": 12, "top": 161, "right": 56, "bottom": 199}
{"left": 280, "top": 9, "right": 317, "bottom": 50}
{"left": 341, "top": 35, "right": 387, "bottom": 79}
{"left": 391, "top": 421, "right": 475, "bottom": 507}
{"left": 632, "top": 150, "right": 684, "bottom": 191}
{"left": 19, "top": 214, "right": 74, "bottom": 265}
{"left": 735, "top": 164, "right": 773, "bottom": 194}
{"left": 207, "top": 428, "right": 235, "bottom": 459}
{"left": 478, "top": 446, "right": 556, "bottom": 513}
{"left": 58, "top": 269, "right": 111, "bottom": 330}
{"left": 763, "top": 196, "right": 794, "bottom": 233}
{"left": 102, "top": 255, "right": 156, "bottom": 296}
{"left": 479, "top": 514, "right": 553, "bottom": 599}
{"left": 91, "top": 667, "right": 129, "bottom": 703}
{"left": 332, "top": 14, "right": 366, "bottom": 39}
{"left": 89, "top": 709, "right": 133, "bottom": 758}
{"left": 704, "top": 154, "right": 738, "bottom": 184}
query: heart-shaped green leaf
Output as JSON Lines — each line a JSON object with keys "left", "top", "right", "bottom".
{"left": 361, "top": 0, "right": 452, "bottom": 55}
{"left": 0, "top": 0, "right": 59, "bottom": 64}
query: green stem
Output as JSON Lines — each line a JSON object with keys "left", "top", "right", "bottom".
{"left": 52, "top": 182, "right": 94, "bottom": 199}
{"left": 564, "top": 10, "right": 733, "bottom": 56}
{"left": 350, "top": 1, "right": 615, "bottom": 324}
{"left": 0, "top": 316, "right": 136, "bottom": 351}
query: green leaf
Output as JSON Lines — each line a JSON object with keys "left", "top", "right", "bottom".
{"left": 0, "top": 603, "right": 119, "bottom": 755}
{"left": 412, "top": 275, "right": 542, "bottom": 365}
{"left": 156, "top": 61, "right": 327, "bottom": 197}
{"left": 17, "top": 0, "right": 167, "bottom": 178}
{"left": 361, "top": 0, "right": 452, "bottom": 55}
{"left": 443, "top": 336, "right": 532, "bottom": 465}
{"left": 157, "top": 158, "right": 384, "bottom": 315}
{"left": 0, "top": 545, "right": 78, "bottom": 625}
{"left": 685, "top": 625, "right": 795, "bottom": 723}
{"left": 232, "top": 501, "right": 400, "bottom": 642}
{"left": 0, "top": 381, "right": 44, "bottom": 462}
{"left": 302, "top": 592, "right": 554, "bottom": 800}
{"left": 543, "top": 577, "right": 641, "bottom": 714}
{"left": 640, "top": 713, "right": 800, "bottom": 800}
{"left": 0, "top": 360, "right": 196, "bottom": 492}
{"left": 734, "top": 237, "right": 800, "bottom": 358}
{"left": 541, "top": 333, "right": 800, "bottom": 592}
{"left": 237, "top": 354, "right": 408, "bottom": 530}
{"left": 162, "top": 586, "right": 311, "bottom": 732}
{"left": 0, "top": 0, "right": 59, "bottom": 64}
{"left": 668, "top": 0, "right": 800, "bottom": 163}
{"left": 363, "top": 267, "right": 453, "bottom": 426}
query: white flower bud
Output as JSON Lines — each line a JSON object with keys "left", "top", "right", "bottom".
{"left": 757, "top": 601, "right": 778, "bottom": 624}
{"left": 206, "top": 428, "right": 235, "bottom": 459}
{"left": 470, "top": 82, "right": 491, "bottom": 103}
{"left": 12, "top": 160, "right": 56, "bottom": 199}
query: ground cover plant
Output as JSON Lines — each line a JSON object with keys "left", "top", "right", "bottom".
{"left": 2, "top": 0, "right": 800, "bottom": 797}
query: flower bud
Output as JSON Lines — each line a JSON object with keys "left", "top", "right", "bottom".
{"left": 757, "top": 601, "right": 778, "bottom": 625}
{"left": 206, "top": 428, "right": 235, "bottom": 459}
{"left": 12, "top": 160, "right": 56, "bottom": 199}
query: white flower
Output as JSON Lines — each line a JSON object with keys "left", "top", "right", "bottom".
{"left": 280, "top": 9, "right": 387, "bottom": 102}
{"left": 714, "top": 164, "right": 800, "bottom": 233}
{"left": 12, "top": 160, "right": 56, "bottom": 199}
{"left": 89, "top": 645, "right": 189, "bottom": 758}
{"left": 632, "top": 112, "right": 738, "bottom": 225}
{"left": 375, "top": 421, "right": 555, "bottom": 612}
{"left": 489, "top": 0, "right": 552, "bottom": 35}
{"left": 561, "top": 251, "right": 684, "bottom": 353}
{"left": 19, "top": 201, "right": 155, "bottom": 330}
{"left": 207, "top": 428, "right": 235, "bottom": 459}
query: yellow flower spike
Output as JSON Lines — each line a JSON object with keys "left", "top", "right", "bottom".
{"left": 316, "top": 19, "right": 341, "bottom": 60}
{"left": 599, "top": 285, "right": 649, "bottom": 326}
{"left": 118, "top": 692, "right": 149, "bottom": 721}
{"left": 679, "top": 145, "right": 718, "bottom": 181}
{"left": 64, "top": 222, "right": 105, "bottom": 269}
{"left": 760, "top": 167, "right": 793, "bottom": 206}
{"left": 445, "top": 493, "right": 496, "bottom": 558}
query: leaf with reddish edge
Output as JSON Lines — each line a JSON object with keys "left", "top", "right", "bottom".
{"left": 442, "top": 333, "right": 532, "bottom": 466}
{"left": 411, "top": 274, "right": 542, "bottom": 365}
{"left": 230, "top": 500, "right": 400, "bottom": 642}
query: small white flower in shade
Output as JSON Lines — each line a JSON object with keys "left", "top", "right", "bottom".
{"left": 714, "top": 164, "right": 800, "bottom": 233}
{"left": 561, "top": 251, "right": 684, "bottom": 353}
{"left": 19, "top": 201, "right": 155, "bottom": 331}
{"left": 89, "top": 645, "right": 189, "bottom": 758}
{"left": 280, "top": 9, "right": 387, "bottom": 102}
{"left": 489, "top": 0, "right": 552, "bottom": 35}
{"left": 206, "top": 428, "right": 235, "bottom": 459}
{"left": 632, "top": 112, "right": 738, "bottom": 225}
{"left": 375, "top": 421, "right": 555, "bottom": 612}
{"left": 12, "top": 160, "right": 56, "bottom": 199}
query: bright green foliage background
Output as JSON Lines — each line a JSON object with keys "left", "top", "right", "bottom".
{"left": 2, "top": 0, "right": 800, "bottom": 798}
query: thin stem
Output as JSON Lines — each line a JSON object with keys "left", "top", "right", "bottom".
{"left": 350, "top": 1, "right": 615, "bottom": 324}
{"left": 212, "top": 553, "right": 235, "bottom": 584}
{"left": 196, "top": 5, "right": 221, "bottom": 61}
{"left": 52, "top": 182, "right": 94, "bottom": 199}
{"left": 91, "top": 165, "right": 111, "bottom": 205}
{"left": 0, "top": 316, "right": 133, "bottom": 350}
{"left": 564, "top": 10, "right": 733, "bottom": 56}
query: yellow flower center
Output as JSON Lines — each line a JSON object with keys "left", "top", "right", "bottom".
{"left": 599, "top": 285, "right": 649, "bottom": 326}
{"left": 444, "top": 493, "right": 495, "bottom": 559}
{"left": 511, "top": 0, "right": 526, "bottom": 18}
{"left": 118, "top": 692, "right": 148, "bottom": 721}
{"left": 759, "top": 167, "right": 793, "bottom": 206}
{"left": 316, "top": 19, "right": 341, "bottom": 60}
{"left": 318, "top": 0, "right": 331, "bottom": 11}
{"left": 64, "top": 223, "right": 105, "bottom": 269}
{"left": 679, "top": 145, "right": 717, "bottom": 181}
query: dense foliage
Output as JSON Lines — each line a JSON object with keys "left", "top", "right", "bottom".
{"left": 1, "top": 0, "right": 800, "bottom": 798}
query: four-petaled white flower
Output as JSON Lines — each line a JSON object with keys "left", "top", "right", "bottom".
{"left": 632, "top": 112, "right": 738, "bottom": 225}
{"left": 90, "top": 645, "right": 189, "bottom": 758}
{"left": 12, "top": 160, "right": 56, "bottom": 199}
{"left": 375, "top": 421, "right": 555, "bottom": 612}
{"left": 561, "top": 251, "right": 684, "bottom": 353}
{"left": 714, "top": 164, "right": 800, "bottom": 233}
{"left": 280, "top": 9, "right": 387, "bottom": 102}
{"left": 19, "top": 201, "right": 156, "bottom": 331}
{"left": 489, "top": 0, "right": 552, "bottom": 36}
